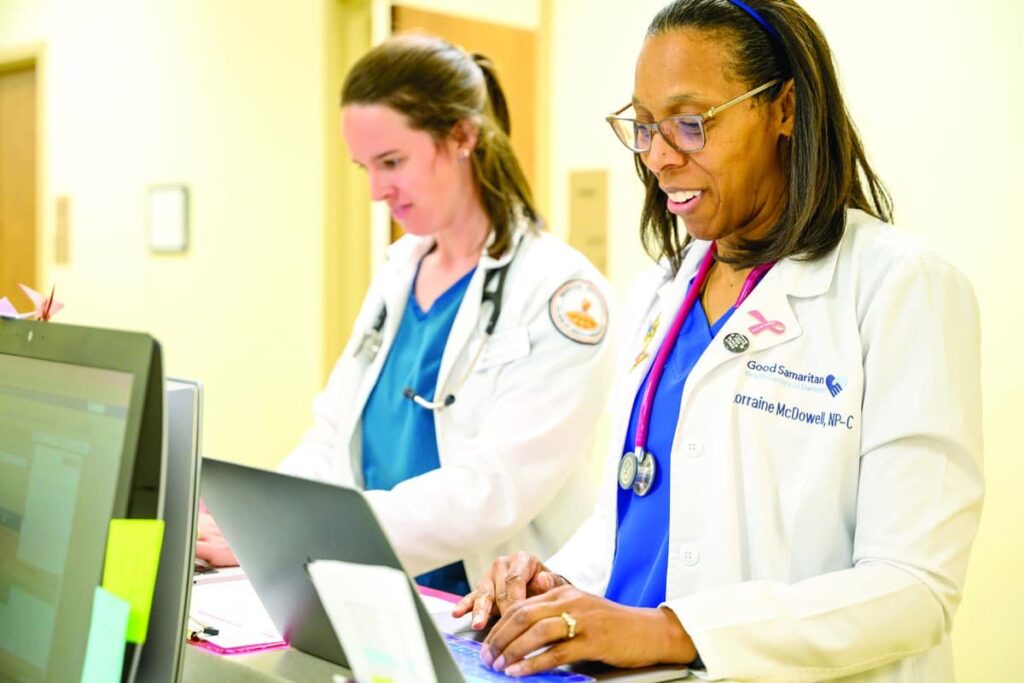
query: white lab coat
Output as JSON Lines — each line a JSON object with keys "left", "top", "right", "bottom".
{"left": 279, "top": 226, "right": 615, "bottom": 584}
{"left": 547, "top": 210, "right": 983, "bottom": 682}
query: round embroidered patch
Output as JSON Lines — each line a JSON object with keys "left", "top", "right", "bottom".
{"left": 548, "top": 279, "right": 608, "bottom": 345}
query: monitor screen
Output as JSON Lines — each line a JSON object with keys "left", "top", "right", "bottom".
{"left": 0, "top": 319, "right": 161, "bottom": 683}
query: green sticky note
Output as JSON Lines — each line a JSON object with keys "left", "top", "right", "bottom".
{"left": 101, "top": 519, "right": 164, "bottom": 643}
{"left": 81, "top": 586, "right": 129, "bottom": 683}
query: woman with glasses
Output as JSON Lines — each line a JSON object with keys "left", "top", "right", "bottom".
{"left": 196, "top": 34, "right": 614, "bottom": 597}
{"left": 455, "top": 1, "right": 983, "bottom": 680}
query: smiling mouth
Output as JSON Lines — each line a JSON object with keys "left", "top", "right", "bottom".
{"left": 667, "top": 190, "right": 702, "bottom": 205}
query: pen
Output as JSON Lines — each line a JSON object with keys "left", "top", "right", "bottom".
{"left": 188, "top": 616, "right": 220, "bottom": 639}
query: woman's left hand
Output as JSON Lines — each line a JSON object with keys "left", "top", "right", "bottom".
{"left": 479, "top": 585, "right": 697, "bottom": 677}
{"left": 195, "top": 510, "right": 239, "bottom": 568}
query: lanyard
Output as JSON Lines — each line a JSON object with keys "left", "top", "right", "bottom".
{"left": 620, "top": 242, "right": 773, "bottom": 496}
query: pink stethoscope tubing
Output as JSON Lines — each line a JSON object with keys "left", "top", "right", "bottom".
{"left": 633, "top": 243, "right": 773, "bottom": 455}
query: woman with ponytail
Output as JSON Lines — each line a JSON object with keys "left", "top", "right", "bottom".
{"left": 197, "top": 34, "right": 615, "bottom": 599}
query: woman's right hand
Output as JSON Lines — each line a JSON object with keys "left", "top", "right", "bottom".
{"left": 452, "top": 552, "right": 567, "bottom": 630}
{"left": 195, "top": 510, "right": 239, "bottom": 568}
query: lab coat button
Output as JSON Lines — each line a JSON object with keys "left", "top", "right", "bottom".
{"left": 680, "top": 544, "right": 700, "bottom": 566}
{"left": 684, "top": 438, "right": 703, "bottom": 457}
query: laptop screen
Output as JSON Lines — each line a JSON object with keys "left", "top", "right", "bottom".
{"left": 0, "top": 353, "right": 134, "bottom": 681}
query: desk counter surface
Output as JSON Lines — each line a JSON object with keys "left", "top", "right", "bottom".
{"left": 184, "top": 642, "right": 350, "bottom": 683}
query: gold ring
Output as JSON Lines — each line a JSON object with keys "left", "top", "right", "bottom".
{"left": 560, "top": 612, "right": 577, "bottom": 639}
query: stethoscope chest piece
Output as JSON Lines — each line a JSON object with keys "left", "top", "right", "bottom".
{"left": 619, "top": 448, "right": 656, "bottom": 496}
{"left": 618, "top": 451, "right": 638, "bottom": 490}
{"left": 633, "top": 450, "right": 656, "bottom": 496}
{"left": 356, "top": 306, "right": 388, "bottom": 362}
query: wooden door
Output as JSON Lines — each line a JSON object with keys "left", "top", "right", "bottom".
{"left": 390, "top": 7, "right": 538, "bottom": 244}
{"left": 0, "top": 64, "right": 37, "bottom": 299}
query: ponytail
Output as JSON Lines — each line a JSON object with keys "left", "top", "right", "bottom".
{"left": 468, "top": 52, "right": 538, "bottom": 256}
{"left": 470, "top": 54, "right": 511, "bottom": 135}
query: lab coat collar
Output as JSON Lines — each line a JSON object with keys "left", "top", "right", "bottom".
{"left": 657, "top": 235, "right": 841, "bottom": 304}
{"left": 639, "top": 233, "right": 841, "bottom": 372}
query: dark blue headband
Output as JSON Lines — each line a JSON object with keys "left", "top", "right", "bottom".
{"left": 726, "top": 0, "right": 783, "bottom": 44}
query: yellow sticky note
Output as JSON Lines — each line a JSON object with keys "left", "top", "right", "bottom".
{"left": 101, "top": 519, "right": 164, "bottom": 643}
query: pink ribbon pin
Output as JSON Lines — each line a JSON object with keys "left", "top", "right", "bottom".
{"left": 748, "top": 310, "right": 785, "bottom": 335}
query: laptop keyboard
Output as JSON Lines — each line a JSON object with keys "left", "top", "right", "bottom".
{"left": 445, "top": 633, "right": 595, "bottom": 682}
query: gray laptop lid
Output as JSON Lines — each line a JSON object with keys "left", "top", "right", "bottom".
{"left": 199, "top": 457, "right": 465, "bottom": 680}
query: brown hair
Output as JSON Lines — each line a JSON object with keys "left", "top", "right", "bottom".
{"left": 341, "top": 34, "right": 540, "bottom": 258}
{"left": 640, "top": 0, "right": 892, "bottom": 272}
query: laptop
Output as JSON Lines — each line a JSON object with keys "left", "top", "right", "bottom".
{"left": 200, "top": 457, "right": 689, "bottom": 682}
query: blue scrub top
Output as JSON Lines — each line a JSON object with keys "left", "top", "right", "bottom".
{"left": 604, "top": 299, "right": 735, "bottom": 608}
{"left": 361, "top": 265, "right": 475, "bottom": 596}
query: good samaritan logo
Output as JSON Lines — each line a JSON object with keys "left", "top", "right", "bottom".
{"left": 745, "top": 361, "right": 848, "bottom": 400}
{"left": 825, "top": 374, "right": 847, "bottom": 397}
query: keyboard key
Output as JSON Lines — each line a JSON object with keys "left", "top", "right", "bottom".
{"left": 444, "top": 633, "right": 594, "bottom": 682}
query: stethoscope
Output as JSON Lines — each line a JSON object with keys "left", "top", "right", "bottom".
{"left": 353, "top": 260, "right": 512, "bottom": 412}
{"left": 618, "top": 243, "right": 774, "bottom": 496}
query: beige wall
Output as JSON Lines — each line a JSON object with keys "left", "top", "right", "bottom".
{"left": 546, "top": 0, "right": 1024, "bottom": 679}
{"left": 0, "top": 0, "right": 368, "bottom": 470}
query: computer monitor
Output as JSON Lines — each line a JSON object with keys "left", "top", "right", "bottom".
{"left": 0, "top": 318, "right": 164, "bottom": 683}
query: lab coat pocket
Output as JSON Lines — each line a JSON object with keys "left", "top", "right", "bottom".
{"left": 475, "top": 327, "right": 531, "bottom": 373}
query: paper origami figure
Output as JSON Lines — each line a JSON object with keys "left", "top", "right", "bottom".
{"left": 0, "top": 284, "right": 64, "bottom": 321}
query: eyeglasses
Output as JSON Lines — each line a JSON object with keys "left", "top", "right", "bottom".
{"left": 606, "top": 79, "right": 781, "bottom": 154}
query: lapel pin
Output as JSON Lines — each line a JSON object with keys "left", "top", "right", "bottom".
{"left": 723, "top": 332, "right": 750, "bottom": 353}
{"left": 747, "top": 310, "right": 785, "bottom": 335}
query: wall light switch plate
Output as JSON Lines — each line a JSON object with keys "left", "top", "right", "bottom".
{"left": 55, "top": 195, "right": 71, "bottom": 265}
{"left": 147, "top": 185, "right": 189, "bottom": 254}
{"left": 568, "top": 170, "right": 608, "bottom": 275}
